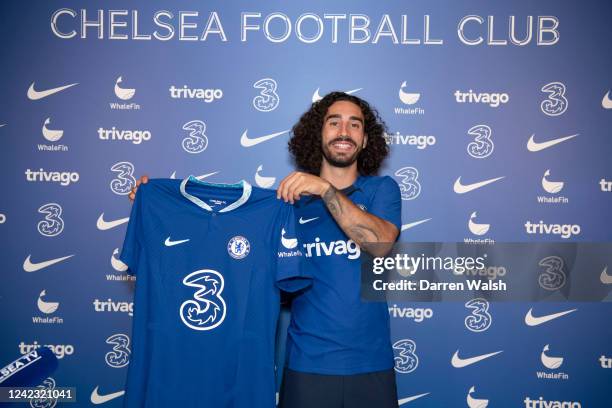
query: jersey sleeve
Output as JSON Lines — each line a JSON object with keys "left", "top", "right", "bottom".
{"left": 275, "top": 203, "right": 311, "bottom": 293}
{"left": 120, "top": 185, "right": 145, "bottom": 275}
{"left": 368, "top": 176, "right": 402, "bottom": 231}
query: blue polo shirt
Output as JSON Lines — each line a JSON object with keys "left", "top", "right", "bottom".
{"left": 286, "top": 175, "right": 402, "bottom": 375}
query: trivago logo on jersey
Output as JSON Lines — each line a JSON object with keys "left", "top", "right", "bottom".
{"left": 302, "top": 238, "right": 360, "bottom": 260}
{"left": 25, "top": 168, "right": 79, "bottom": 186}
{"left": 19, "top": 341, "right": 74, "bottom": 359}
{"left": 523, "top": 397, "right": 581, "bottom": 408}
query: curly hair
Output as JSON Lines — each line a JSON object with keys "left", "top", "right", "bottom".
{"left": 288, "top": 92, "right": 389, "bottom": 176}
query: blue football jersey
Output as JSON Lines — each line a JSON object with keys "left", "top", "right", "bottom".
{"left": 120, "top": 177, "right": 309, "bottom": 407}
{"left": 286, "top": 175, "right": 402, "bottom": 375}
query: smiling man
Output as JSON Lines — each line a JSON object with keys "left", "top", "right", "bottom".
{"left": 277, "top": 92, "right": 402, "bottom": 408}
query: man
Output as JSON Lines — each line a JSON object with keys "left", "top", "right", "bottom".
{"left": 130, "top": 92, "right": 401, "bottom": 407}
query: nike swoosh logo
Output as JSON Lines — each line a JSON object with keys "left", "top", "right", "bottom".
{"left": 453, "top": 176, "right": 505, "bottom": 194}
{"left": 90, "top": 386, "right": 125, "bottom": 404}
{"left": 23, "top": 254, "right": 74, "bottom": 272}
{"left": 401, "top": 218, "right": 431, "bottom": 231}
{"left": 240, "top": 129, "right": 289, "bottom": 147}
{"left": 299, "top": 217, "right": 319, "bottom": 224}
{"left": 525, "top": 308, "right": 577, "bottom": 326}
{"left": 312, "top": 87, "right": 363, "bottom": 102}
{"left": 451, "top": 350, "right": 503, "bottom": 368}
{"left": 97, "top": 213, "right": 129, "bottom": 230}
{"left": 600, "top": 266, "right": 612, "bottom": 284}
{"left": 165, "top": 237, "right": 190, "bottom": 247}
{"left": 398, "top": 393, "right": 430, "bottom": 405}
{"left": 0, "top": 124, "right": 5, "bottom": 128}
{"left": 527, "top": 134, "right": 579, "bottom": 152}
{"left": 27, "top": 82, "right": 78, "bottom": 100}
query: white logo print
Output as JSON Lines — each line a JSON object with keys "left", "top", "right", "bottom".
{"left": 398, "top": 81, "right": 420, "bottom": 105}
{"left": 395, "top": 167, "right": 421, "bottom": 200}
{"left": 451, "top": 350, "right": 503, "bottom": 368}
{"left": 27, "top": 82, "right": 78, "bottom": 100}
{"left": 600, "top": 266, "right": 612, "bottom": 284}
{"left": 165, "top": 237, "right": 190, "bottom": 247}
{"left": 538, "top": 256, "right": 566, "bottom": 290}
{"left": 90, "top": 386, "right": 125, "bottom": 405}
{"left": 299, "top": 217, "right": 319, "bottom": 224}
{"left": 30, "top": 377, "right": 58, "bottom": 408}
{"left": 23, "top": 254, "right": 74, "bottom": 273}
{"left": 105, "top": 334, "right": 130, "bottom": 368}
{"left": 97, "top": 213, "right": 129, "bottom": 230}
{"left": 466, "top": 386, "right": 488, "bottom": 408}
{"left": 468, "top": 212, "right": 490, "bottom": 236}
{"left": 0, "top": 213, "right": 6, "bottom": 224}
{"left": 227, "top": 236, "right": 250, "bottom": 259}
{"left": 240, "top": 129, "right": 290, "bottom": 147}
{"left": 393, "top": 339, "right": 419, "bottom": 373}
{"left": 111, "top": 248, "right": 128, "bottom": 272}
{"left": 401, "top": 218, "right": 431, "bottom": 231}
{"left": 253, "top": 78, "right": 279, "bottom": 112}
{"left": 398, "top": 393, "right": 430, "bottom": 406}
{"left": 454, "top": 176, "right": 504, "bottom": 194}
{"left": 37, "top": 290, "right": 59, "bottom": 314}
{"left": 467, "top": 125, "right": 494, "bottom": 158}
{"left": 541, "top": 82, "right": 568, "bottom": 116}
{"left": 524, "top": 308, "right": 577, "bottom": 326}
{"left": 312, "top": 87, "right": 362, "bottom": 103}
{"left": 602, "top": 91, "right": 612, "bottom": 109}
{"left": 109, "top": 161, "right": 136, "bottom": 195}
{"left": 281, "top": 228, "right": 298, "bottom": 249}
{"left": 541, "top": 344, "right": 563, "bottom": 369}
{"left": 180, "top": 269, "right": 227, "bottom": 331}
{"left": 114, "top": 76, "right": 135, "bottom": 100}
{"left": 255, "top": 165, "right": 276, "bottom": 188}
{"left": 182, "top": 120, "right": 208, "bottom": 153}
{"left": 42, "top": 118, "right": 63, "bottom": 142}
{"left": 527, "top": 133, "right": 578, "bottom": 152}
{"left": 464, "top": 298, "right": 492, "bottom": 332}
{"left": 541, "top": 170, "right": 564, "bottom": 193}
{"left": 37, "top": 203, "right": 64, "bottom": 237}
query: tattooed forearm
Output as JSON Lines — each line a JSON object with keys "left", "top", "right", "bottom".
{"left": 349, "top": 224, "right": 380, "bottom": 244}
{"left": 322, "top": 185, "right": 343, "bottom": 217}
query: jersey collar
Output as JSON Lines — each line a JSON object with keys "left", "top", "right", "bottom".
{"left": 180, "top": 176, "right": 252, "bottom": 213}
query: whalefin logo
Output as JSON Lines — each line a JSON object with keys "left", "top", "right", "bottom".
{"left": 542, "top": 170, "right": 564, "bottom": 193}
{"left": 468, "top": 212, "right": 490, "bottom": 235}
{"left": 600, "top": 266, "right": 612, "bottom": 284}
{"left": 312, "top": 87, "right": 362, "bottom": 103}
{"left": 37, "top": 290, "right": 59, "bottom": 314}
{"left": 398, "top": 81, "right": 420, "bottom": 105}
{"left": 114, "top": 76, "right": 135, "bottom": 100}
{"left": 281, "top": 228, "right": 298, "bottom": 249}
{"left": 467, "top": 386, "right": 488, "bottom": 408}
{"left": 111, "top": 248, "right": 128, "bottom": 272}
{"left": 451, "top": 350, "right": 503, "bottom": 368}
{"left": 602, "top": 91, "right": 612, "bottom": 109}
{"left": 42, "top": 118, "right": 63, "bottom": 142}
{"left": 454, "top": 176, "right": 504, "bottom": 194}
{"left": 91, "top": 386, "right": 125, "bottom": 405}
{"left": 255, "top": 165, "right": 275, "bottom": 188}
{"left": 525, "top": 308, "right": 577, "bottom": 326}
{"left": 541, "top": 344, "right": 563, "bottom": 369}
{"left": 27, "top": 82, "right": 78, "bottom": 100}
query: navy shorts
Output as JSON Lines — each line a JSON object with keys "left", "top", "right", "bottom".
{"left": 279, "top": 368, "right": 399, "bottom": 408}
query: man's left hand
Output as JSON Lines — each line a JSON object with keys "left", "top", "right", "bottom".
{"left": 277, "top": 172, "right": 331, "bottom": 204}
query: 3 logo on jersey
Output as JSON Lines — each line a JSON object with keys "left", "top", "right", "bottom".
{"left": 180, "top": 269, "right": 227, "bottom": 331}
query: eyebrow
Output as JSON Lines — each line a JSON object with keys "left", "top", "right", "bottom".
{"left": 324, "top": 114, "right": 364, "bottom": 125}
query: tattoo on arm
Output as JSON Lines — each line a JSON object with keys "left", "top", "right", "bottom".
{"left": 322, "top": 185, "right": 342, "bottom": 217}
{"left": 349, "top": 224, "right": 381, "bottom": 244}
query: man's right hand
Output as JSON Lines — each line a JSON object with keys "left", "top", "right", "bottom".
{"left": 128, "top": 175, "right": 149, "bottom": 201}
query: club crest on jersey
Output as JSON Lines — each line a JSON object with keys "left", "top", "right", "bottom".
{"left": 227, "top": 236, "right": 250, "bottom": 259}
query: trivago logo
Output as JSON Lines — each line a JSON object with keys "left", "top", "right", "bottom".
{"left": 302, "top": 238, "right": 360, "bottom": 260}
{"left": 25, "top": 168, "right": 79, "bottom": 186}
{"left": 388, "top": 305, "right": 433, "bottom": 322}
{"left": 524, "top": 220, "right": 581, "bottom": 239}
{"left": 524, "top": 397, "right": 581, "bottom": 408}
{"left": 600, "top": 355, "right": 612, "bottom": 368}
{"left": 384, "top": 132, "right": 436, "bottom": 149}
{"left": 93, "top": 298, "right": 133, "bottom": 316}
{"left": 98, "top": 127, "right": 151, "bottom": 144}
{"left": 169, "top": 85, "right": 223, "bottom": 103}
{"left": 19, "top": 341, "right": 74, "bottom": 359}
{"left": 454, "top": 89, "right": 509, "bottom": 107}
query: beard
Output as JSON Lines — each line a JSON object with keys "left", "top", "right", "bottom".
{"left": 321, "top": 136, "right": 362, "bottom": 168}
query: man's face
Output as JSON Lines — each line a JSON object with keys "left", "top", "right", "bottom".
{"left": 321, "top": 100, "right": 367, "bottom": 168}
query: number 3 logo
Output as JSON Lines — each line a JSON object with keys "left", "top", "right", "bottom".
{"left": 180, "top": 269, "right": 227, "bottom": 331}
{"left": 253, "top": 78, "right": 279, "bottom": 112}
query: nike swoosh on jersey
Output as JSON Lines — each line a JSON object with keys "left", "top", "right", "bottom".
{"left": 527, "top": 134, "right": 578, "bottom": 152}
{"left": 165, "top": 237, "right": 190, "bottom": 246}
{"left": 23, "top": 254, "right": 74, "bottom": 272}
{"left": 401, "top": 218, "right": 431, "bottom": 231}
{"left": 524, "top": 308, "right": 577, "bottom": 326}
{"left": 453, "top": 176, "right": 505, "bottom": 194}
{"left": 398, "top": 393, "right": 430, "bottom": 405}
{"left": 451, "top": 350, "right": 503, "bottom": 368}
{"left": 97, "top": 213, "right": 129, "bottom": 230}
{"left": 240, "top": 130, "right": 289, "bottom": 147}
{"left": 90, "top": 386, "right": 125, "bottom": 404}
{"left": 299, "top": 217, "right": 319, "bottom": 224}
{"left": 27, "top": 82, "right": 78, "bottom": 100}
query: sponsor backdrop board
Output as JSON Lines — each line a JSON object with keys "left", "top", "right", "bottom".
{"left": 1, "top": 1, "right": 611, "bottom": 407}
